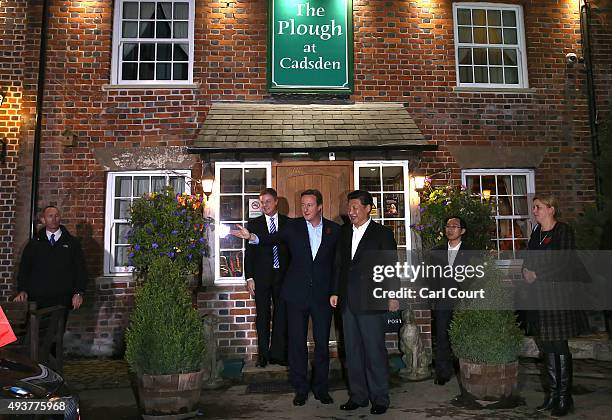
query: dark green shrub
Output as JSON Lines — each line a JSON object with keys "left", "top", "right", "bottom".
{"left": 125, "top": 257, "right": 206, "bottom": 375}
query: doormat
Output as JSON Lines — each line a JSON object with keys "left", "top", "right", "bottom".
{"left": 246, "top": 379, "right": 347, "bottom": 394}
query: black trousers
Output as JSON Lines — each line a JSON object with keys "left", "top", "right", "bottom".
{"left": 342, "top": 306, "right": 390, "bottom": 407}
{"left": 254, "top": 270, "right": 287, "bottom": 361}
{"left": 287, "top": 300, "right": 332, "bottom": 395}
{"left": 434, "top": 309, "right": 453, "bottom": 378}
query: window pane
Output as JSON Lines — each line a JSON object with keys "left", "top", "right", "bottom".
{"left": 244, "top": 168, "right": 267, "bottom": 193}
{"left": 503, "top": 28, "right": 518, "bottom": 45}
{"left": 174, "top": 2, "right": 189, "bottom": 20}
{"left": 244, "top": 195, "right": 260, "bottom": 219}
{"left": 459, "top": 66, "right": 473, "bottom": 83}
{"left": 383, "top": 194, "right": 404, "bottom": 218}
{"left": 473, "top": 48, "right": 487, "bottom": 65}
{"left": 220, "top": 228, "right": 244, "bottom": 249}
{"left": 504, "top": 67, "right": 519, "bottom": 84}
{"left": 481, "top": 175, "right": 496, "bottom": 195}
{"left": 220, "top": 168, "right": 242, "bottom": 193}
{"left": 383, "top": 221, "right": 406, "bottom": 246}
{"left": 488, "top": 48, "right": 502, "bottom": 65}
{"left": 115, "top": 223, "right": 131, "bottom": 244}
{"left": 140, "top": 43, "right": 155, "bottom": 60}
{"left": 458, "top": 27, "right": 472, "bottom": 43}
{"left": 497, "top": 175, "right": 511, "bottom": 195}
{"left": 134, "top": 176, "right": 149, "bottom": 197}
{"left": 474, "top": 66, "right": 488, "bottom": 83}
{"left": 139, "top": 21, "right": 154, "bottom": 38}
{"left": 370, "top": 194, "right": 382, "bottom": 218}
{"left": 219, "top": 251, "right": 243, "bottom": 277}
{"left": 140, "top": 2, "right": 155, "bottom": 19}
{"left": 152, "top": 176, "right": 165, "bottom": 192}
{"left": 139, "top": 63, "right": 154, "bottom": 80}
{"left": 174, "top": 44, "right": 189, "bottom": 60}
{"left": 359, "top": 167, "right": 381, "bottom": 191}
{"left": 502, "top": 10, "right": 517, "bottom": 27}
{"left": 497, "top": 196, "right": 512, "bottom": 216}
{"left": 169, "top": 176, "right": 185, "bottom": 193}
{"left": 503, "top": 49, "right": 518, "bottom": 65}
{"left": 458, "top": 48, "right": 472, "bottom": 64}
{"left": 115, "top": 246, "right": 129, "bottom": 267}
{"left": 466, "top": 175, "right": 480, "bottom": 194}
{"left": 123, "top": 43, "right": 138, "bottom": 60}
{"left": 488, "top": 10, "right": 501, "bottom": 26}
{"left": 473, "top": 27, "right": 487, "bottom": 44}
{"left": 123, "top": 2, "right": 139, "bottom": 19}
{"left": 174, "top": 22, "right": 188, "bottom": 38}
{"left": 157, "top": 2, "right": 172, "bottom": 20}
{"left": 220, "top": 196, "right": 242, "bottom": 221}
{"left": 173, "top": 63, "right": 188, "bottom": 80}
{"left": 115, "top": 177, "right": 132, "bottom": 197}
{"left": 382, "top": 166, "right": 404, "bottom": 190}
{"left": 157, "top": 43, "right": 172, "bottom": 60}
{"left": 122, "top": 22, "right": 138, "bottom": 38}
{"left": 457, "top": 8, "right": 471, "bottom": 25}
{"left": 514, "top": 219, "right": 529, "bottom": 240}
{"left": 513, "top": 175, "right": 527, "bottom": 194}
{"left": 488, "top": 28, "right": 502, "bottom": 44}
{"left": 122, "top": 63, "right": 138, "bottom": 80}
{"left": 513, "top": 197, "right": 528, "bottom": 216}
{"left": 490, "top": 67, "right": 503, "bottom": 83}
{"left": 114, "top": 199, "right": 131, "bottom": 219}
{"left": 472, "top": 9, "right": 486, "bottom": 26}
{"left": 498, "top": 219, "right": 512, "bottom": 239}
{"left": 157, "top": 63, "right": 171, "bottom": 80}
{"left": 156, "top": 21, "right": 171, "bottom": 38}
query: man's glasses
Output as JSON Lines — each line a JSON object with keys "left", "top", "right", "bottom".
{"left": 445, "top": 225, "right": 462, "bottom": 229}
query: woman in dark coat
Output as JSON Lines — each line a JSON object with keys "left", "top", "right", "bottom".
{"left": 522, "top": 195, "right": 588, "bottom": 417}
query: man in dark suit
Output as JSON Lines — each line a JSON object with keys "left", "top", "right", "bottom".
{"left": 232, "top": 189, "right": 341, "bottom": 407}
{"left": 244, "top": 188, "right": 290, "bottom": 368}
{"left": 330, "top": 190, "right": 399, "bottom": 416}
{"left": 429, "top": 215, "right": 471, "bottom": 385}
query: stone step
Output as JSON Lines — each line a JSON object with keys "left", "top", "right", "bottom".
{"left": 520, "top": 334, "right": 612, "bottom": 360}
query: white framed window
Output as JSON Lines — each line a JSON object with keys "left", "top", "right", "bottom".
{"left": 354, "top": 161, "right": 412, "bottom": 262}
{"left": 214, "top": 162, "right": 272, "bottom": 284}
{"left": 453, "top": 3, "right": 528, "bottom": 88}
{"left": 462, "top": 169, "right": 535, "bottom": 259}
{"left": 104, "top": 170, "right": 191, "bottom": 275}
{"left": 111, "top": 0, "right": 195, "bottom": 84}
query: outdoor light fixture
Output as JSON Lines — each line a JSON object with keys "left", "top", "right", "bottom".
{"left": 413, "top": 175, "right": 426, "bottom": 191}
{"left": 201, "top": 162, "right": 214, "bottom": 197}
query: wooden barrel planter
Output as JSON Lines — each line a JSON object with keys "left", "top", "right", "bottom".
{"left": 134, "top": 369, "right": 205, "bottom": 419}
{"left": 458, "top": 359, "right": 518, "bottom": 401}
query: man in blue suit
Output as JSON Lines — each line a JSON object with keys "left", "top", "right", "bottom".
{"left": 232, "top": 189, "right": 341, "bottom": 407}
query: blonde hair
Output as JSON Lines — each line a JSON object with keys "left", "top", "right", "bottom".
{"left": 533, "top": 194, "right": 560, "bottom": 219}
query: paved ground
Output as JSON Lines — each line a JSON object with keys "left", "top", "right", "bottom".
{"left": 63, "top": 357, "right": 612, "bottom": 419}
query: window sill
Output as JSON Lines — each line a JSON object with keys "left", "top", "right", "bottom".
{"left": 102, "top": 83, "right": 200, "bottom": 91}
{"left": 453, "top": 86, "right": 537, "bottom": 94}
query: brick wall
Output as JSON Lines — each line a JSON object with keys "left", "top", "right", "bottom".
{"left": 0, "top": 0, "right": 606, "bottom": 357}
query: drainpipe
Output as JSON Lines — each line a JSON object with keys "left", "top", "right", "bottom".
{"left": 30, "top": 0, "right": 50, "bottom": 237}
{"left": 580, "top": 0, "right": 602, "bottom": 208}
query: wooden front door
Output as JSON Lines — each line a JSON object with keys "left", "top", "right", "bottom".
{"left": 274, "top": 161, "right": 353, "bottom": 224}
{"left": 273, "top": 161, "right": 353, "bottom": 346}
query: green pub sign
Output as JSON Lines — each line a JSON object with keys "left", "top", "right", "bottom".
{"left": 268, "top": 0, "right": 353, "bottom": 92}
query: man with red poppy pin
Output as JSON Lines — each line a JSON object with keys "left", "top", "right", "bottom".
{"left": 232, "top": 189, "right": 341, "bottom": 407}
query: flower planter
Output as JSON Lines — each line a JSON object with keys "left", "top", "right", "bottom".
{"left": 134, "top": 369, "right": 205, "bottom": 418}
{"left": 458, "top": 359, "right": 518, "bottom": 401}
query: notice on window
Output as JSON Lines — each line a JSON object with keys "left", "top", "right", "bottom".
{"left": 249, "top": 199, "right": 263, "bottom": 218}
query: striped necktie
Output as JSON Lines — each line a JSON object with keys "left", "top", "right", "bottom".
{"left": 269, "top": 217, "right": 280, "bottom": 269}
{"left": 50, "top": 233, "right": 56, "bottom": 246}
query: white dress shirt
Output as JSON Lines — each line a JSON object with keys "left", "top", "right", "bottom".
{"left": 46, "top": 228, "right": 62, "bottom": 242}
{"left": 351, "top": 218, "right": 372, "bottom": 260}
{"left": 448, "top": 241, "right": 461, "bottom": 266}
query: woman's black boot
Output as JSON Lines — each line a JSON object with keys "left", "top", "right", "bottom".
{"left": 537, "top": 353, "right": 559, "bottom": 411}
{"left": 551, "top": 354, "right": 574, "bottom": 417}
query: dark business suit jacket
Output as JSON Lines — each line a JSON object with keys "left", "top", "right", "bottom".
{"left": 244, "top": 214, "right": 290, "bottom": 283}
{"left": 257, "top": 217, "right": 341, "bottom": 307}
{"left": 333, "top": 220, "right": 398, "bottom": 314}
{"left": 430, "top": 242, "right": 473, "bottom": 309}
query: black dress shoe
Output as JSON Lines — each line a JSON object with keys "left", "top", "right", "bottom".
{"left": 314, "top": 392, "right": 333, "bottom": 404}
{"left": 370, "top": 405, "right": 387, "bottom": 415}
{"left": 293, "top": 393, "right": 308, "bottom": 406}
{"left": 256, "top": 356, "right": 268, "bottom": 368}
{"left": 340, "top": 400, "right": 367, "bottom": 410}
{"left": 434, "top": 375, "right": 450, "bottom": 385}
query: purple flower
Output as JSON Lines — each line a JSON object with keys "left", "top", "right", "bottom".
{"left": 189, "top": 243, "right": 196, "bottom": 249}
{"left": 128, "top": 252, "right": 134, "bottom": 257}
{"left": 134, "top": 244, "right": 141, "bottom": 251}
{"left": 187, "top": 254, "right": 193, "bottom": 261}
{"left": 167, "top": 251, "right": 176, "bottom": 258}
{"left": 419, "top": 206, "right": 426, "bottom": 213}
{"left": 416, "top": 225, "right": 424, "bottom": 232}
{"left": 199, "top": 237, "right": 206, "bottom": 243}
{"left": 181, "top": 209, "right": 187, "bottom": 214}
{"left": 152, "top": 243, "right": 159, "bottom": 249}
{"left": 171, "top": 230, "right": 178, "bottom": 235}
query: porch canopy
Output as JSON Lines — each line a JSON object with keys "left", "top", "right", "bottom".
{"left": 188, "top": 102, "right": 435, "bottom": 160}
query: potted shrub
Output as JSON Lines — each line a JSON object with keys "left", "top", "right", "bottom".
{"left": 449, "top": 261, "right": 524, "bottom": 401}
{"left": 126, "top": 256, "right": 206, "bottom": 417}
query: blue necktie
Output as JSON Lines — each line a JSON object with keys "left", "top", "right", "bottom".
{"left": 269, "top": 218, "right": 280, "bottom": 269}
{"left": 50, "top": 233, "right": 56, "bottom": 246}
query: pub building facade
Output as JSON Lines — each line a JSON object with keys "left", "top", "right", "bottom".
{"left": 0, "top": 0, "right": 609, "bottom": 359}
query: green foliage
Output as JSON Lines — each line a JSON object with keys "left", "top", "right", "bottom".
{"left": 125, "top": 257, "right": 206, "bottom": 375}
{"left": 449, "top": 261, "right": 523, "bottom": 364}
{"left": 128, "top": 187, "right": 212, "bottom": 273}
{"left": 410, "top": 185, "right": 496, "bottom": 251}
